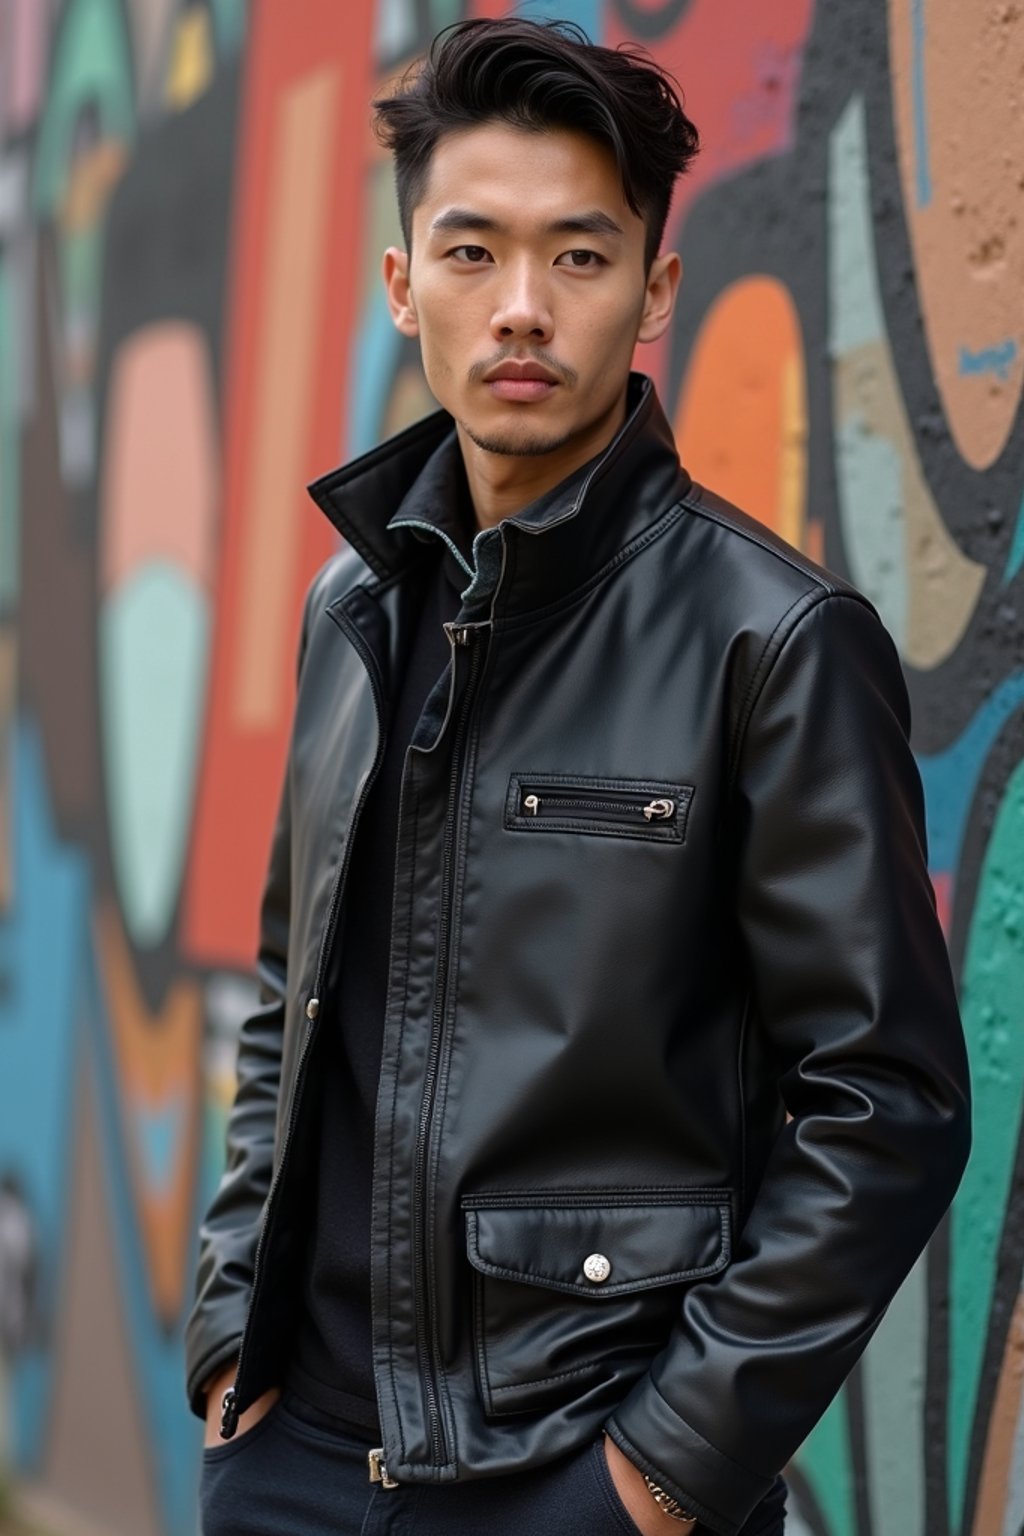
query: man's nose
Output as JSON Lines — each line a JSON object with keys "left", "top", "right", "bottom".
{"left": 490, "top": 262, "right": 553, "bottom": 344}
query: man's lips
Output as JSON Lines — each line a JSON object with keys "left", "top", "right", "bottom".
{"left": 483, "top": 363, "right": 561, "bottom": 402}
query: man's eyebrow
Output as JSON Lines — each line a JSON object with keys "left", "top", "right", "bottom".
{"left": 545, "top": 211, "right": 624, "bottom": 238}
{"left": 429, "top": 209, "right": 502, "bottom": 235}
{"left": 428, "top": 208, "right": 624, "bottom": 238}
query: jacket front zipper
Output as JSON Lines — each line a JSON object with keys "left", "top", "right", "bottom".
{"left": 221, "top": 608, "right": 389, "bottom": 1439}
{"left": 410, "top": 619, "right": 486, "bottom": 1468}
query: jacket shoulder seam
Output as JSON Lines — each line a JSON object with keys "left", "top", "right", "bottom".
{"left": 728, "top": 589, "right": 879, "bottom": 793}
{"left": 680, "top": 489, "right": 843, "bottom": 593}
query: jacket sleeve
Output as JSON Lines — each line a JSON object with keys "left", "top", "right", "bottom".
{"left": 183, "top": 571, "right": 319, "bottom": 1418}
{"left": 604, "top": 590, "right": 972, "bottom": 1536}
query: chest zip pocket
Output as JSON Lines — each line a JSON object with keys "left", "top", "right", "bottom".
{"left": 504, "top": 773, "right": 693, "bottom": 843}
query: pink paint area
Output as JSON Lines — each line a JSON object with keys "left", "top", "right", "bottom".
{"left": 931, "top": 869, "right": 953, "bottom": 939}
{"left": 8, "top": 0, "right": 52, "bottom": 130}
{"left": 100, "top": 323, "right": 220, "bottom": 594}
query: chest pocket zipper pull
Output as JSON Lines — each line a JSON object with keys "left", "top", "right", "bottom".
{"left": 643, "top": 798, "right": 675, "bottom": 821}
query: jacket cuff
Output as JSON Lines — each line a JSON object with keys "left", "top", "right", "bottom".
{"left": 605, "top": 1380, "right": 773, "bottom": 1536}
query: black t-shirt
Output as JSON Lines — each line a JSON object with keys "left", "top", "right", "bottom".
{"left": 287, "top": 533, "right": 470, "bottom": 1435}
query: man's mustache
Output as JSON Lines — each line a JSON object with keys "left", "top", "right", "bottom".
{"left": 468, "top": 350, "right": 578, "bottom": 388}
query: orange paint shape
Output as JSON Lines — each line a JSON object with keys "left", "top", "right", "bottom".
{"left": 889, "top": 0, "right": 1024, "bottom": 469}
{"left": 674, "top": 276, "right": 807, "bottom": 548}
{"left": 100, "top": 323, "right": 219, "bottom": 592}
{"left": 181, "top": 0, "right": 369, "bottom": 967}
{"left": 97, "top": 901, "right": 203, "bottom": 1325}
{"left": 971, "top": 1288, "right": 1024, "bottom": 1536}
{"left": 232, "top": 65, "right": 340, "bottom": 732}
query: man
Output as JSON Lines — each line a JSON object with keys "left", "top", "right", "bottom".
{"left": 186, "top": 18, "right": 972, "bottom": 1536}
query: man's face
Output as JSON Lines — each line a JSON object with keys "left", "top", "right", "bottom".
{"left": 383, "top": 122, "right": 678, "bottom": 461}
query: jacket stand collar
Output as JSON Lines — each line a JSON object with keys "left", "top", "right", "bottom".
{"left": 307, "top": 372, "right": 691, "bottom": 621}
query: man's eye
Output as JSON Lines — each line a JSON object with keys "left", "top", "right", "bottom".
{"left": 451, "top": 245, "right": 491, "bottom": 263}
{"left": 556, "top": 250, "right": 606, "bottom": 269}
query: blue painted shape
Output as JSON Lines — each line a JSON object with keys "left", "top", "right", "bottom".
{"left": 0, "top": 719, "right": 90, "bottom": 1468}
{"left": 100, "top": 563, "right": 210, "bottom": 948}
{"left": 133, "top": 1094, "right": 186, "bottom": 1199}
{"left": 911, "top": 0, "right": 933, "bottom": 208}
{"left": 1005, "top": 492, "right": 1024, "bottom": 586}
{"left": 209, "top": 0, "right": 248, "bottom": 52}
{"left": 916, "top": 671, "right": 1024, "bottom": 875}
{"left": 510, "top": 0, "right": 603, "bottom": 39}
{"left": 348, "top": 284, "right": 407, "bottom": 457}
{"left": 958, "top": 339, "right": 1018, "bottom": 382}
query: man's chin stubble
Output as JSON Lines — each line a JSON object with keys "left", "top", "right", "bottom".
{"left": 461, "top": 423, "right": 576, "bottom": 459}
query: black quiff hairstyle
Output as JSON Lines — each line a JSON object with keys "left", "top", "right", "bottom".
{"left": 372, "top": 17, "right": 700, "bottom": 271}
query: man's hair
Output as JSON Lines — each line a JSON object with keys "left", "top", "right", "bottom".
{"left": 372, "top": 18, "right": 700, "bottom": 270}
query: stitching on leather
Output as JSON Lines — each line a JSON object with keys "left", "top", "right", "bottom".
{"left": 497, "top": 499, "right": 688, "bottom": 630}
{"left": 679, "top": 489, "right": 840, "bottom": 591}
{"left": 465, "top": 1210, "right": 730, "bottom": 1293}
{"left": 382, "top": 772, "right": 423, "bottom": 1465}
{"left": 462, "top": 1188, "right": 731, "bottom": 1207}
{"left": 472, "top": 1269, "right": 495, "bottom": 1416}
{"left": 604, "top": 1422, "right": 733, "bottom": 1535}
{"left": 727, "top": 589, "right": 824, "bottom": 791}
{"left": 490, "top": 1363, "right": 602, "bottom": 1395}
{"left": 427, "top": 644, "right": 493, "bottom": 1467}
{"left": 504, "top": 774, "right": 693, "bottom": 843}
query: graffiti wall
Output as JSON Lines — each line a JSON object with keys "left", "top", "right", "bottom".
{"left": 0, "top": 2, "right": 1020, "bottom": 1533}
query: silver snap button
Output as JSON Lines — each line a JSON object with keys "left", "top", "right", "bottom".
{"left": 583, "top": 1253, "right": 611, "bottom": 1284}
{"left": 305, "top": 997, "right": 320, "bottom": 1021}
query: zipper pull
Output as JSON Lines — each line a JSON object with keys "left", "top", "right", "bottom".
{"left": 368, "top": 1447, "right": 399, "bottom": 1487}
{"left": 523, "top": 793, "right": 539, "bottom": 815}
{"left": 444, "top": 621, "right": 473, "bottom": 647}
{"left": 219, "top": 1386, "right": 239, "bottom": 1440}
{"left": 643, "top": 798, "right": 675, "bottom": 821}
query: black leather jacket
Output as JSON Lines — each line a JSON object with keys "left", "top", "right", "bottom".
{"left": 185, "top": 374, "right": 971, "bottom": 1536}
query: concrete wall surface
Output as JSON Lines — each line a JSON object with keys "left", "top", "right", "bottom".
{"left": 0, "top": 2, "right": 1022, "bottom": 1533}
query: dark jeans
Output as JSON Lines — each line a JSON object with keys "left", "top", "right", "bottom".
{"left": 199, "top": 1391, "right": 787, "bottom": 1535}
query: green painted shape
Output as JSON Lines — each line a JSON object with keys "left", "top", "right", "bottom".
{"left": 33, "top": 0, "right": 135, "bottom": 214}
{"left": 948, "top": 758, "right": 1024, "bottom": 1529}
{"left": 61, "top": 223, "right": 102, "bottom": 314}
{"left": 862, "top": 1248, "right": 929, "bottom": 1536}
{"left": 828, "top": 97, "right": 883, "bottom": 356}
{"left": 1004, "top": 492, "right": 1024, "bottom": 585}
{"left": 210, "top": 0, "right": 249, "bottom": 52}
{"left": 431, "top": 0, "right": 465, "bottom": 29}
{"left": 792, "top": 1385, "right": 857, "bottom": 1536}
{"left": 0, "top": 254, "right": 19, "bottom": 610}
{"left": 100, "top": 563, "right": 210, "bottom": 947}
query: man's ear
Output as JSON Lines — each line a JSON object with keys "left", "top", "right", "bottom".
{"left": 383, "top": 247, "right": 419, "bottom": 338}
{"left": 637, "top": 251, "right": 682, "bottom": 345}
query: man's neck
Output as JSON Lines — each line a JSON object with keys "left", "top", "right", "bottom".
{"left": 456, "top": 389, "right": 629, "bottom": 533}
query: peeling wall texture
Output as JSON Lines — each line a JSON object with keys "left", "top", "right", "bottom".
{"left": 0, "top": 2, "right": 1022, "bottom": 1534}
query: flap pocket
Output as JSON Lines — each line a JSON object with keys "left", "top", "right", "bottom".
{"left": 464, "top": 1191, "right": 731, "bottom": 1297}
{"left": 462, "top": 1190, "right": 732, "bottom": 1418}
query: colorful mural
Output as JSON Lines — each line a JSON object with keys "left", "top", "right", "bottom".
{"left": 0, "top": 2, "right": 1020, "bottom": 1533}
